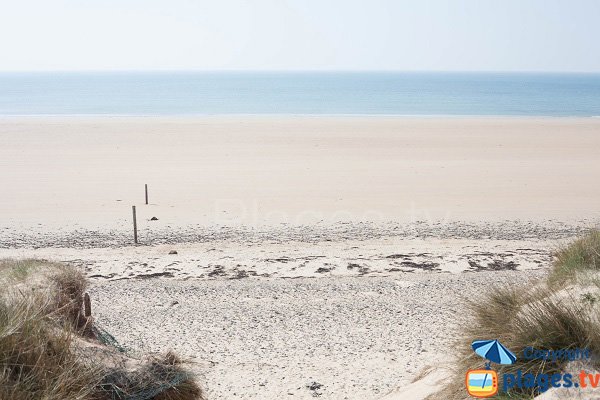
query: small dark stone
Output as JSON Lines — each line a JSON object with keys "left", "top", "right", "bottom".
{"left": 169, "top": 250, "right": 178, "bottom": 255}
{"left": 150, "top": 216, "right": 159, "bottom": 221}
{"left": 307, "top": 381, "right": 323, "bottom": 391}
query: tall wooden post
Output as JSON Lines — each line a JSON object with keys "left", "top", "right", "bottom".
{"left": 132, "top": 205, "right": 138, "bottom": 244}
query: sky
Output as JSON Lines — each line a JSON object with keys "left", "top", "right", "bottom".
{"left": 0, "top": 0, "right": 599, "bottom": 72}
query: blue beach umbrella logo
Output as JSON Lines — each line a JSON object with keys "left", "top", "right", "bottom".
{"left": 472, "top": 339, "right": 517, "bottom": 366}
{"left": 466, "top": 339, "right": 516, "bottom": 397}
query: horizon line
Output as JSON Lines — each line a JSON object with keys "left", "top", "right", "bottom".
{"left": 1, "top": 69, "right": 600, "bottom": 74}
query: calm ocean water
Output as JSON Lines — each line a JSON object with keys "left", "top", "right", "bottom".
{"left": 0, "top": 72, "right": 599, "bottom": 116}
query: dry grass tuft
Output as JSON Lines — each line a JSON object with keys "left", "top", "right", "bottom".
{"left": 49, "top": 264, "right": 88, "bottom": 328}
{"left": 0, "top": 292, "right": 102, "bottom": 400}
{"left": 550, "top": 229, "right": 600, "bottom": 285}
{"left": 98, "top": 351, "right": 205, "bottom": 400}
{"left": 0, "top": 258, "right": 52, "bottom": 281}
{"left": 0, "top": 259, "right": 205, "bottom": 400}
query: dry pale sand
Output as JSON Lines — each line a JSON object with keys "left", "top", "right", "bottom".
{"left": 1, "top": 117, "right": 599, "bottom": 231}
{"left": 1, "top": 117, "right": 600, "bottom": 399}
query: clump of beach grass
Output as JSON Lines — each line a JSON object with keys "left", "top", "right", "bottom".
{"left": 0, "top": 258, "right": 205, "bottom": 400}
{"left": 0, "top": 292, "right": 103, "bottom": 400}
{"left": 0, "top": 258, "right": 59, "bottom": 281}
{"left": 433, "top": 230, "right": 600, "bottom": 399}
{"left": 550, "top": 229, "right": 600, "bottom": 285}
{"left": 99, "top": 351, "right": 205, "bottom": 400}
{"left": 0, "top": 259, "right": 100, "bottom": 400}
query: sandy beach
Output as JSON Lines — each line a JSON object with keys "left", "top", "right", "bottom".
{"left": 1, "top": 117, "right": 600, "bottom": 399}
{"left": 1, "top": 117, "right": 600, "bottom": 230}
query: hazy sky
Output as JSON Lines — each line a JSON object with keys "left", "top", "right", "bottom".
{"left": 1, "top": 0, "right": 599, "bottom": 72}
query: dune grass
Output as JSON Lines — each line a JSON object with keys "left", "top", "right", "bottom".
{"left": 0, "top": 259, "right": 205, "bottom": 400}
{"left": 550, "top": 229, "right": 600, "bottom": 285}
{"left": 0, "top": 258, "right": 60, "bottom": 281}
{"left": 434, "top": 229, "right": 600, "bottom": 399}
{"left": 0, "top": 293, "right": 103, "bottom": 400}
{"left": 0, "top": 260, "right": 100, "bottom": 400}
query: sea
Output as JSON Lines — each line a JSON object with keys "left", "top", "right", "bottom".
{"left": 0, "top": 72, "right": 599, "bottom": 116}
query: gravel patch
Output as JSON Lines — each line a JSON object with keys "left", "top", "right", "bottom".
{"left": 89, "top": 271, "right": 544, "bottom": 400}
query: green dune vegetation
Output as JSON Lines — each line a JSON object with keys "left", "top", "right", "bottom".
{"left": 0, "top": 259, "right": 205, "bottom": 400}
{"left": 435, "top": 230, "right": 600, "bottom": 399}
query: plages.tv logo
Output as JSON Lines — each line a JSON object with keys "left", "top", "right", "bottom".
{"left": 466, "top": 339, "right": 517, "bottom": 398}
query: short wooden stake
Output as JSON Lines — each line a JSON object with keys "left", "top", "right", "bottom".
{"left": 145, "top": 184, "right": 148, "bottom": 205}
{"left": 132, "top": 205, "right": 138, "bottom": 244}
{"left": 84, "top": 293, "right": 92, "bottom": 317}
{"left": 81, "top": 292, "right": 94, "bottom": 337}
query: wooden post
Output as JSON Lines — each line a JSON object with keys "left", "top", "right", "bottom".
{"left": 84, "top": 293, "right": 92, "bottom": 317}
{"left": 81, "top": 292, "right": 94, "bottom": 338}
{"left": 145, "top": 184, "right": 148, "bottom": 205}
{"left": 132, "top": 205, "right": 138, "bottom": 244}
